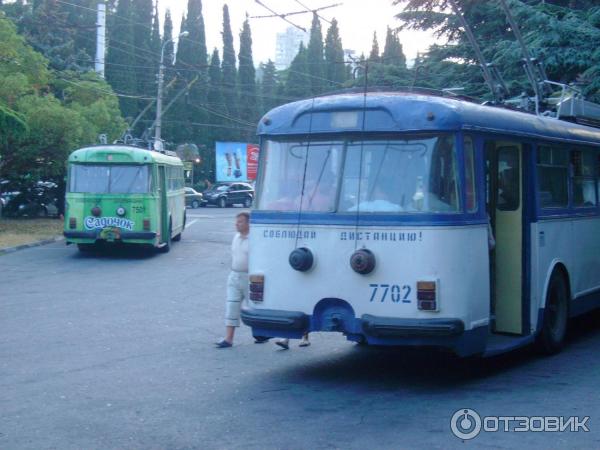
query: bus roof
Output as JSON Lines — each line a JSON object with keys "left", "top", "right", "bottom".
{"left": 68, "top": 145, "right": 183, "bottom": 165}
{"left": 257, "top": 92, "right": 600, "bottom": 147}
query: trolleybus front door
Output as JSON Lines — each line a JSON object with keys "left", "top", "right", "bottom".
{"left": 158, "top": 165, "right": 169, "bottom": 245}
{"left": 486, "top": 142, "right": 524, "bottom": 335}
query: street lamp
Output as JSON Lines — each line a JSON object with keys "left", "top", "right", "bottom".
{"left": 154, "top": 30, "right": 189, "bottom": 151}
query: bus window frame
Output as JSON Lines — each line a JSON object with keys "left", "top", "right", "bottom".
{"left": 257, "top": 132, "right": 472, "bottom": 217}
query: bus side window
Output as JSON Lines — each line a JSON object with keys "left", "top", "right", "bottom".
{"left": 537, "top": 145, "right": 568, "bottom": 208}
{"left": 464, "top": 136, "right": 477, "bottom": 212}
{"left": 497, "top": 146, "right": 520, "bottom": 211}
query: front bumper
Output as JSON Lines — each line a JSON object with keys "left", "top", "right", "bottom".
{"left": 241, "top": 307, "right": 485, "bottom": 357}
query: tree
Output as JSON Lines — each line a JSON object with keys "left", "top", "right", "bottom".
{"left": 207, "top": 48, "right": 224, "bottom": 142}
{"left": 105, "top": 0, "right": 137, "bottom": 120}
{"left": 285, "top": 42, "right": 311, "bottom": 99}
{"left": 324, "top": 18, "right": 347, "bottom": 90}
{"left": 0, "top": 15, "right": 125, "bottom": 196}
{"left": 131, "top": 0, "right": 154, "bottom": 108}
{"left": 369, "top": 31, "right": 380, "bottom": 62}
{"left": 382, "top": 26, "right": 406, "bottom": 67}
{"left": 306, "top": 12, "right": 325, "bottom": 95}
{"left": 393, "top": 0, "right": 600, "bottom": 101}
{"left": 221, "top": 4, "right": 238, "bottom": 127}
{"left": 259, "top": 60, "right": 278, "bottom": 114}
{"left": 174, "top": 0, "right": 208, "bottom": 144}
{"left": 238, "top": 18, "right": 258, "bottom": 140}
{"left": 162, "top": 9, "right": 174, "bottom": 66}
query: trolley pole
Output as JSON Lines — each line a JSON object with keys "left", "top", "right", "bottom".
{"left": 154, "top": 31, "right": 188, "bottom": 151}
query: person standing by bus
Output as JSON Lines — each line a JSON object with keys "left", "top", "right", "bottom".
{"left": 215, "top": 212, "right": 251, "bottom": 348}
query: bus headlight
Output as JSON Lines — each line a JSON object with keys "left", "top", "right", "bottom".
{"left": 417, "top": 280, "right": 438, "bottom": 311}
{"left": 116, "top": 207, "right": 126, "bottom": 216}
{"left": 289, "top": 247, "right": 313, "bottom": 272}
{"left": 249, "top": 274, "right": 264, "bottom": 302}
{"left": 350, "top": 249, "right": 375, "bottom": 275}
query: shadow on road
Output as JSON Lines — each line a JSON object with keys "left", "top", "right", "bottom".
{"left": 273, "top": 309, "right": 600, "bottom": 390}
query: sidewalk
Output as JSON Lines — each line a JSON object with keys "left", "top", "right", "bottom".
{"left": 0, "top": 218, "right": 64, "bottom": 254}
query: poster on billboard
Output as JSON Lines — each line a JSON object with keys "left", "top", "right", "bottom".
{"left": 215, "top": 142, "right": 260, "bottom": 182}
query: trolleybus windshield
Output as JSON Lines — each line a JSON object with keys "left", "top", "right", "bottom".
{"left": 257, "top": 135, "right": 459, "bottom": 213}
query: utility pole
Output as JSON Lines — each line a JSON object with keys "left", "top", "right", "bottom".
{"left": 95, "top": 2, "right": 106, "bottom": 78}
{"left": 154, "top": 31, "right": 188, "bottom": 151}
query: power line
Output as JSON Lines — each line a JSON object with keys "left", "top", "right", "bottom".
{"left": 254, "top": 0, "right": 307, "bottom": 32}
{"left": 291, "top": 0, "right": 341, "bottom": 25}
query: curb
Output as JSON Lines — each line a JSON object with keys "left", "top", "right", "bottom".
{"left": 0, "top": 236, "right": 65, "bottom": 256}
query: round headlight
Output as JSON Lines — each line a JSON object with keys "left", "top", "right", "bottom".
{"left": 116, "top": 207, "right": 126, "bottom": 216}
{"left": 289, "top": 247, "right": 314, "bottom": 272}
{"left": 350, "top": 248, "right": 376, "bottom": 275}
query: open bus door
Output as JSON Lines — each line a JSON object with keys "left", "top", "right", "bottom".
{"left": 486, "top": 141, "right": 526, "bottom": 335}
{"left": 158, "top": 165, "right": 169, "bottom": 246}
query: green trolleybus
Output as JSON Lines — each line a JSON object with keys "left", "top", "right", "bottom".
{"left": 64, "top": 145, "right": 185, "bottom": 252}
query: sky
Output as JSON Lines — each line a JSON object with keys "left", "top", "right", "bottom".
{"left": 159, "top": 0, "right": 436, "bottom": 67}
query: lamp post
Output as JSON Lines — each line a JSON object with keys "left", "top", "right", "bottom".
{"left": 154, "top": 30, "right": 188, "bottom": 151}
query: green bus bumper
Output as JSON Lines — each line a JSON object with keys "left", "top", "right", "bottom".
{"left": 64, "top": 230, "right": 157, "bottom": 241}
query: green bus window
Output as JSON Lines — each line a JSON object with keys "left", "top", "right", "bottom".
{"left": 572, "top": 149, "right": 597, "bottom": 207}
{"left": 464, "top": 136, "right": 477, "bottom": 212}
{"left": 537, "top": 146, "right": 568, "bottom": 208}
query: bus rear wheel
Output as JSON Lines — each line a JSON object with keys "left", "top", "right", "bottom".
{"left": 536, "top": 271, "right": 569, "bottom": 354}
{"left": 77, "top": 243, "right": 95, "bottom": 252}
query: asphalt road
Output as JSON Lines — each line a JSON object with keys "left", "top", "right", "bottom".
{"left": 2, "top": 207, "right": 600, "bottom": 449}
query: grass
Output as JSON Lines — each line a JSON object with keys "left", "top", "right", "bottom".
{"left": 0, "top": 218, "right": 63, "bottom": 249}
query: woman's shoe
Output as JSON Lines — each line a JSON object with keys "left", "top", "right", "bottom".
{"left": 215, "top": 339, "right": 232, "bottom": 348}
{"left": 299, "top": 337, "right": 311, "bottom": 347}
{"left": 275, "top": 338, "right": 289, "bottom": 350}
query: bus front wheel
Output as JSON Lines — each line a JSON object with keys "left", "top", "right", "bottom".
{"left": 537, "top": 271, "right": 569, "bottom": 354}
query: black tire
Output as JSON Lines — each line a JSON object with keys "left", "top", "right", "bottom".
{"left": 536, "top": 271, "right": 569, "bottom": 354}
{"left": 191, "top": 200, "right": 200, "bottom": 209}
{"left": 77, "top": 243, "right": 95, "bottom": 252}
{"left": 243, "top": 196, "right": 252, "bottom": 208}
{"left": 218, "top": 197, "right": 227, "bottom": 208}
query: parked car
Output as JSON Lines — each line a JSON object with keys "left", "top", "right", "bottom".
{"left": 185, "top": 187, "right": 204, "bottom": 208}
{"left": 2, "top": 183, "right": 59, "bottom": 218}
{"left": 201, "top": 182, "right": 254, "bottom": 208}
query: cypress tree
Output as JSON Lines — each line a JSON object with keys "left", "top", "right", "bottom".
{"left": 162, "top": 9, "right": 174, "bottom": 66}
{"left": 238, "top": 18, "right": 258, "bottom": 140}
{"left": 131, "top": 0, "right": 154, "bottom": 100}
{"left": 221, "top": 4, "right": 238, "bottom": 126}
{"left": 306, "top": 12, "right": 324, "bottom": 95}
{"left": 324, "top": 18, "right": 347, "bottom": 90}
{"left": 382, "top": 26, "right": 406, "bottom": 67}
{"left": 207, "top": 48, "right": 224, "bottom": 142}
{"left": 259, "top": 59, "right": 278, "bottom": 113}
{"left": 285, "top": 42, "right": 311, "bottom": 99}
{"left": 369, "top": 31, "right": 380, "bottom": 62}
{"left": 105, "top": 0, "right": 137, "bottom": 120}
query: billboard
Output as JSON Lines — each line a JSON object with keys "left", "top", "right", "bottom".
{"left": 215, "top": 142, "right": 259, "bottom": 182}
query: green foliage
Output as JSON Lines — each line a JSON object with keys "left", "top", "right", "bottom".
{"left": 238, "top": 19, "right": 258, "bottom": 141}
{"left": 369, "top": 32, "right": 380, "bottom": 62}
{"left": 324, "top": 18, "right": 347, "bottom": 90}
{"left": 259, "top": 60, "right": 278, "bottom": 114}
{"left": 393, "top": 0, "right": 600, "bottom": 102}
{"left": 306, "top": 13, "right": 325, "bottom": 95}
{"left": 0, "top": 15, "right": 125, "bottom": 191}
{"left": 207, "top": 49, "right": 224, "bottom": 142}
{"left": 284, "top": 42, "right": 311, "bottom": 100}
{"left": 382, "top": 27, "right": 406, "bottom": 67}
{"left": 221, "top": 4, "right": 238, "bottom": 128}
